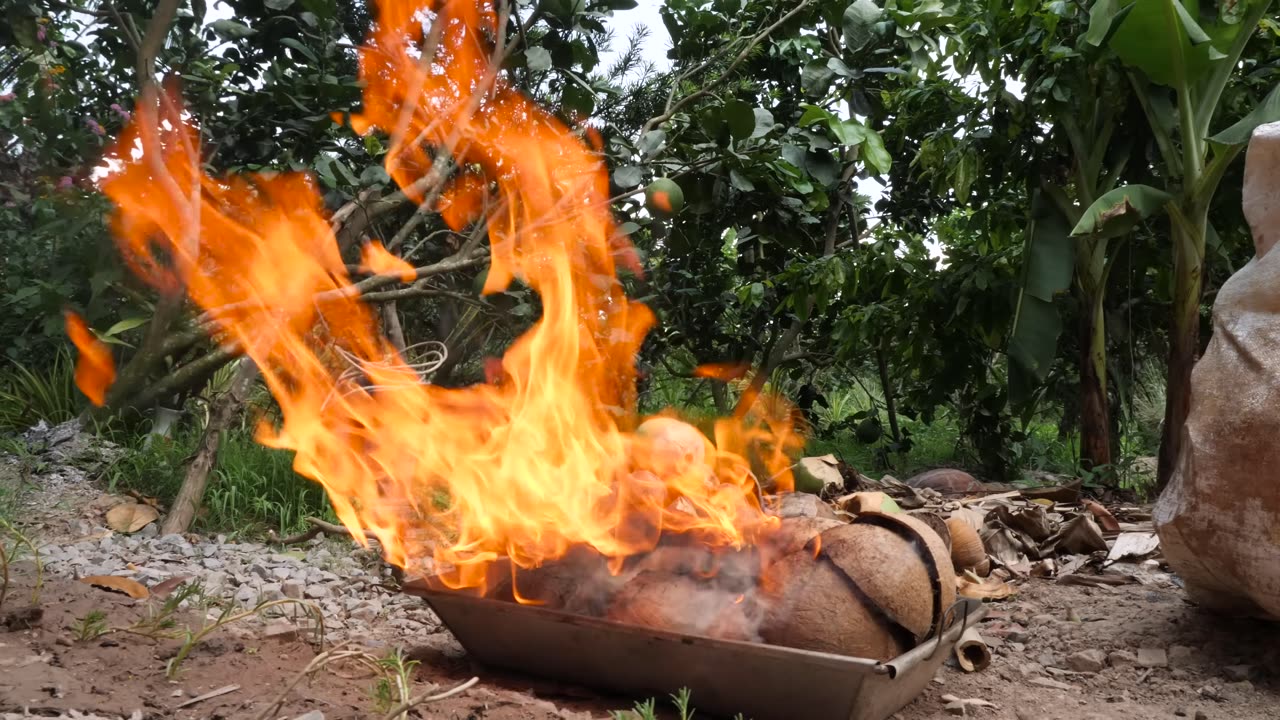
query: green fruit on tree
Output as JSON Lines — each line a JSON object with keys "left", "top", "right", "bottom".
{"left": 855, "top": 418, "right": 883, "bottom": 444}
{"left": 645, "top": 178, "right": 684, "bottom": 217}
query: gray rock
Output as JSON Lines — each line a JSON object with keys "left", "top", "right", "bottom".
{"left": 1136, "top": 647, "right": 1168, "bottom": 668}
{"left": 1108, "top": 650, "right": 1137, "bottom": 667}
{"left": 1066, "top": 649, "right": 1107, "bottom": 673}
{"left": 292, "top": 712, "right": 325, "bottom": 720}
{"left": 234, "top": 586, "right": 257, "bottom": 605}
{"left": 1223, "top": 664, "right": 1253, "bottom": 682}
{"left": 282, "top": 580, "right": 305, "bottom": 600}
{"left": 202, "top": 558, "right": 224, "bottom": 570}
{"left": 1169, "top": 644, "right": 1195, "bottom": 667}
{"left": 272, "top": 566, "right": 292, "bottom": 581}
{"left": 304, "top": 584, "right": 330, "bottom": 600}
{"left": 248, "top": 562, "right": 271, "bottom": 580}
{"left": 138, "top": 523, "right": 159, "bottom": 538}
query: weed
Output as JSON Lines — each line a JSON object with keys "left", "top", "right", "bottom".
{"left": 0, "top": 348, "right": 79, "bottom": 432}
{"left": 105, "top": 430, "right": 336, "bottom": 538}
{"left": 370, "top": 676, "right": 397, "bottom": 714}
{"left": 612, "top": 688, "right": 746, "bottom": 720}
{"left": 0, "top": 519, "right": 42, "bottom": 610}
{"left": 376, "top": 647, "right": 421, "bottom": 709}
{"left": 72, "top": 610, "right": 109, "bottom": 641}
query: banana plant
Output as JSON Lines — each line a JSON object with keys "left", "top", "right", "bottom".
{"left": 1082, "top": 0, "right": 1279, "bottom": 489}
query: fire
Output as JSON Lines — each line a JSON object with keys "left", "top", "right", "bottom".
{"left": 81, "top": 0, "right": 803, "bottom": 594}
{"left": 64, "top": 310, "right": 115, "bottom": 407}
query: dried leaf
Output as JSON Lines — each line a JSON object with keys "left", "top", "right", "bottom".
{"left": 1105, "top": 532, "right": 1161, "bottom": 562}
{"left": 956, "top": 572, "right": 1016, "bottom": 601}
{"left": 149, "top": 576, "right": 192, "bottom": 599}
{"left": 1083, "top": 499, "right": 1122, "bottom": 533}
{"left": 1052, "top": 514, "right": 1108, "bottom": 554}
{"left": 79, "top": 575, "right": 150, "bottom": 599}
{"left": 105, "top": 502, "right": 160, "bottom": 533}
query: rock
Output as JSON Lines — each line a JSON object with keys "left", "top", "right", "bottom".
{"left": 304, "top": 584, "right": 330, "bottom": 599}
{"left": 350, "top": 601, "right": 381, "bottom": 623}
{"left": 292, "top": 712, "right": 325, "bottom": 720}
{"left": 1108, "top": 650, "right": 1137, "bottom": 667}
{"left": 273, "top": 566, "right": 292, "bottom": 581}
{"left": 1028, "top": 677, "right": 1075, "bottom": 691}
{"left": 201, "top": 558, "right": 224, "bottom": 570}
{"left": 1195, "top": 712, "right": 1209, "bottom": 720}
{"left": 944, "top": 700, "right": 967, "bottom": 715}
{"left": 234, "top": 586, "right": 257, "bottom": 605}
{"left": 1066, "top": 649, "right": 1107, "bottom": 673}
{"left": 282, "top": 580, "right": 305, "bottom": 600}
{"left": 263, "top": 620, "right": 303, "bottom": 641}
{"left": 1136, "top": 647, "right": 1168, "bottom": 668}
{"left": 259, "top": 583, "right": 284, "bottom": 602}
{"left": 1169, "top": 644, "right": 1195, "bottom": 667}
{"left": 248, "top": 563, "right": 271, "bottom": 580}
{"left": 1222, "top": 664, "right": 1253, "bottom": 682}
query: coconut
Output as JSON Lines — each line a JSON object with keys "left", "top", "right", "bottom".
{"left": 760, "top": 512, "right": 956, "bottom": 660}
{"left": 760, "top": 515, "right": 842, "bottom": 562}
{"left": 945, "top": 516, "right": 990, "bottom": 577}
{"left": 634, "top": 417, "right": 713, "bottom": 478}
{"left": 605, "top": 571, "right": 756, "bottom": 641}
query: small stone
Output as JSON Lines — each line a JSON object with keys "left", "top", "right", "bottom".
{"left": 234, "top": 586, "right": 256, "bottom": 605}
{"left": 201, "top": 558, "right": 224, "bottom": 570}
{"left": 1066, "top": 649, "right": 1107, "bottom": 673}
{"left": 248, "top": 563, "right": 271, "bottom": 580}
{"left": 273, "top": 566, "right": 292, "bottom": 581}
{"left": 282, "top": 580, "right": 305, "bottom": 599}
{"left": 1028, "top": 677, "right": 1074, "bottom": 691}
{"left": 1195, "top": 712, "right": 1209, "bottom": 720}
{"left": 944, "top": 700, "right": 967, "bottom": 715}
{"left": 1175, "top": 709, "right": 1188, "bottom": 717}
{"left": 138, "top": 524, "right": 159, "bottom": 538}
{"left": 1169, "top": 644, "right": 1195, "bottom": 667}
{"left": 1171, "top": 669, "right": 1191, "bottom": 681}
{"left": 304, "top": 584, "right": 329, "bottom": 599}
{"left": 259, "top": 583, "right": 284, "bottom": 602}
{"left": 349, "top": 601, "right": 380, "bottom": 623}
{"left": 1222, "top": 664, "right": 1252, "bottom": 682}
{"left": 292, "top": 712, "right": 325, "bottom": 720}
{"left": 1136, "top": 647, "right": 1168, "bottom": 668}
{"left": 1108, "top": 650, "right": 1137, "bottom": 667}
{"left": 263, "top": 620, "right": 302, "bottom": 641}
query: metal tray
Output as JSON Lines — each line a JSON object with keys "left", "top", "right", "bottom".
{"left": 403, "top": 580, "right": 987, "bottom": 720}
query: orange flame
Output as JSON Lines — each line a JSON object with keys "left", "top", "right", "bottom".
{"left": 96, "top": 0, "right": 802, "bottom": 593}
{"left": 359, "top": 241, "right": 417, "bottom": 282}
{"left": 65, "top": 310, "right": 116, "bottom": 407}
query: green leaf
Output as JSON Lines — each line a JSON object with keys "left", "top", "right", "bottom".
{"left": 525, "top": 46, "right": 553, "bottom": 72}
{"left": 209, "top": 19, "right": 255, "bottom": 40}
{"left": 265, "top": 0, "right": 295, "bottom": 10}
{"left": 1071, "top": 184, "right": 1173, "bottom": 239}
{"left": 1208, "top": 82, "right": 1280, "bottom": 146}
{"left": 729, "top": 169, "right": 755, "bottom": 192}
{"left": 1009, "top": 295, "right": 1062, "bottom": 383}
{"left": 723, "top": 99, "right": 756, "bottom": 141}
{"left": 613, "top": 165, "right": 644, "bottom": 188}
{"left": 860, "top": 128, "right": 891, "bottom": 175}
{"left": 842, "top": 0, "right": 882, "bottom": 53}
{"left": 1085, "top": 0, "right": 1137, "bottom": 47}
{"left": 1022, "top": 194, "right": 1075, "bottom": 302}
{"left": 617, "top": 221, "right": 641, "bottom": 236}
{"left": 1104, "top": 0, "right": 1236, "bottom": 87}
{"left": 562, "top": 83, "right": 595, "bottom": 117}
{"left": 801, "top": 60, "right": 835, "bottom": 96}
{"left": 805, "top": 150, "right": 840, "bottom": 187}
{"left": 751, "top": 108, "right": 775, "bottom": 138}
{"left": 638, "top": 130, "right": 666, "bottom": 158}
{"left": 279, "top": 37, "right": 319, "bottom": 63}
{"left": 103, "top": 317, "right": 149, "bottom": 337}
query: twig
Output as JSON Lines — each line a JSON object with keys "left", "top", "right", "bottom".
{"left": 252, "top": 645, "right": 382, "bottom": 720}
{"left": 268, "top": 517, "right": 353, "bottom": 546}
{"left": 175, "top": 684, "right": 240, "bottom": 709}
{"left": 380, "top": 676, "right": 480, "bottom": 720}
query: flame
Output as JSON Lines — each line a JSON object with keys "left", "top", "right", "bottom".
{"left": 94, "top": 0, "right": 803, "bottom": 593}
{"left": 65, "top": 310, "right": 116, "bottom": 406}
{"left": 359, "top": 241, "right": 417, "bottom": 282}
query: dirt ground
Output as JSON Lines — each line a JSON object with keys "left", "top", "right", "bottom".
{"left": 4, "top": 559, "right": 1279, "bottom": 720}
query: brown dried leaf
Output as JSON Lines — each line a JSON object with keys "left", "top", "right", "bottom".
{"left": 79, "top": 575, "right": 150, "bottom": 599}
{"left": 1083, "top": 499, "right": 1122, "bottom": 533}
{"left": 149, "top": 576, "right": 192, "bottom": 599}
{"left": 105, "top": 502, "right": 159, "bottom": 534}
{"left": 955, "top": 572, "right": 1016, "bottom": 601}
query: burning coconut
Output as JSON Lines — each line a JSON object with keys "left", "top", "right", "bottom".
{"left": 68, "top": 0, "right": 976, "bottom": 717}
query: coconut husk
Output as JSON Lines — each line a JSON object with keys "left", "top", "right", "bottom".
{"left": 760, "top": 515, "right": 843, "bottom": 563}
{"left": 946, "top": 516, "right": 990, "bottom": 577}
{"left": 605, "top": 571, "right": 758, "bottom": 641}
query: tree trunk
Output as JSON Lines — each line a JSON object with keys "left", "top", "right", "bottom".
{"left": 874, "top": 345, "right": 901, "bottom": 444}
{"left": 160, "top": 362, "right": 259, "bottom": 535}
{"left": 709, "top": 381, "right": 730, "bottom": 414}
{"left": 1079, "top": 291, "right": 1112, "bottom": 476}
{"left": 1157, "top": 217, "right": 1205, "bottom": 491}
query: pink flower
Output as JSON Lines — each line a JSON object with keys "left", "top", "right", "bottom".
{"left": 58, "top": 176, "right": 73, "bottom": 189}
{"left": 85, "top": 118, "right": 104, "bottom": 136}
{"left": 110, "top": 103, "right": 131, "bottom": 121}
{"left": 36, "top": 27, "right": 46, "bottom": 42}
{"left": 0, "top": 93, "right": 14, "bottom": 102}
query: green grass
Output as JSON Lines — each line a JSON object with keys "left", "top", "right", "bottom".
{"left": 106, "top": 430, "right": 336, "bottom": 538}
{"left": 0, "top": 347, "right": 80, "bottom": 433}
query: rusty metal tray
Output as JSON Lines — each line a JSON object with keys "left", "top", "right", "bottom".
{"left": 403, "top": 580, "right": 987, "bottom": 720}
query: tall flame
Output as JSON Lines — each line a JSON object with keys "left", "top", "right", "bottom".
{"left": 89, "top": 0, "right": 801, "bottom": 592}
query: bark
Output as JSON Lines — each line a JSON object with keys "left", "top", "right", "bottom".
{"left": 381, "top": 302, "right": 408, "bottom": 354}
{"left": 1156, "top": 215, "right": 1206, "bottom": 491}
{"left": 1079, "top": 288, "right": 1112, "bottom": 475}
{"left": 160, "top": 362, "right": 259, "bottom": 535}
{"left": 709, "top": 381, "right": 730, "bottom": 415}
{"left": 874, "top": 345, "right": 901, "bottom": 444}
